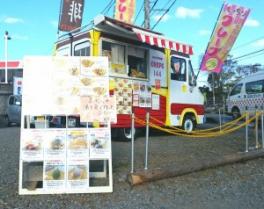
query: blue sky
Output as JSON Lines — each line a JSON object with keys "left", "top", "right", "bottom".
{"left": 1, "top": 0, "right": 263, "bottom": 75}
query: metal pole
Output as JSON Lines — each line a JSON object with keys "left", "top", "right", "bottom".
{"left": 255, "top": 110, "right": 259, "bottom": 149}
{"left": 144, "top": 112, "right": 150, "bottom": 170}
{"left": 212, "top": 73, "right": 216, "bottom": 106}
{"left": 262, "top": 110, "right": 264, "bottom": 149}
{"left": 245, "top": 112, "right": 249, "bottom": 152}
{"left": 219, "top": 108, "right": 222, "bottom": 131}
{"left": 131, "top": 113, "right": 135, "bottom": 173}
{"left": 4, "top": 31, "right": 8, "bottom": 84}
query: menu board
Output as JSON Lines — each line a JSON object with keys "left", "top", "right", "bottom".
{"left": 132, "top": 81, "right": 152, "bottom": 108}
{"left": 114, "top": 78, "right": 133, "bottom": 114}
{"left": 19, "top": 56, "right": 113, "bottom": 195}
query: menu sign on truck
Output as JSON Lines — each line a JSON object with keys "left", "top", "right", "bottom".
{"left": 149, "top": 49, "right": 167, "bottom": 89}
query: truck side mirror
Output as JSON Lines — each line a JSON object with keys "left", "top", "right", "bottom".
{"left": 15, "top": 101, "right": 21, "bottom": 106}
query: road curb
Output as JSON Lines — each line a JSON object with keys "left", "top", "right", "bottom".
{"left": 128, "top": 149, "right": 264, "bottom": 186}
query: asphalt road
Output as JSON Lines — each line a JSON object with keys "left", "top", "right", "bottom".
{"left": 1, "top": 121, "right": 264, "bottom": 209}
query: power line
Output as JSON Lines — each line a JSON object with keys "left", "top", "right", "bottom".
{"left": 105, "top": 0, "right": 115, "bottom": 16}
{"left": 141, "top": 0, "right": 159, "bottom": 27}
{"left": 141, "top": 0, "right": 170, "bottom": 27}
{"left": 101, "top": 0, "right": 114, "bottom": 15}
{"left": 236, "top": 51, "right": 264, "bottom": 62}
{"left": 151, "top": 0, "right": 177, "bottom": 30}
{"left": 232, "top": 48, "right": 264, "bottom": 61}
{"left": 232, "top": 35, "right": 264, "bottom": 51}
{"left": 134, "top": 1, "right": 144, "bottom": 24}
{"left": 149, "top": 0, "right": 159, "bottom": 15}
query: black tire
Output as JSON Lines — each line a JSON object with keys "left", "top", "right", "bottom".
{"left": 117, "top": 127, "right": 138, "bottom": 142}
{"left": 182, "top": 115, "right": 196, "bottom": 133}
{"left": 232, "top": 107, "right": 240, "bottom": 119}
{"left": 6, "top": 116, "right": 11, "bottom": 127}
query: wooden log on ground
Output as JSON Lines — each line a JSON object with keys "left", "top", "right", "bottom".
{"left": 128, "top": 150, "right": 264, "bottom": 186}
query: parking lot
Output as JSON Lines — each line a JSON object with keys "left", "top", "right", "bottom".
{"left": 1, "top": 118, "right": 264, "bottom": 209}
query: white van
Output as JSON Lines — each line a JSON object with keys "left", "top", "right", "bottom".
{"left": 226, "top": 72, "right": 264, "bottom": 118}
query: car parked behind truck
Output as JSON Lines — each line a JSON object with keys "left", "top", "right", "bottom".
{"left": 5, "top": 95, "right": 22, "bottom": 126}
{"left": 226, "top": 72, "right": 264, "bottom": 119}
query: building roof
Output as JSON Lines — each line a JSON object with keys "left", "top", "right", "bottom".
{"left": 0, "top": 61, "right": 22, "bottom": 69}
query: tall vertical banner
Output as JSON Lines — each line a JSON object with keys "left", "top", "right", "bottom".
{"left": 201, "top": 3, "right": 250, "bottom": 73}
{"left": 58, "top": 0, "right": 85, "bottom": 32}
{"left": 115, "top": 0, "right": 136, "bottom": 24}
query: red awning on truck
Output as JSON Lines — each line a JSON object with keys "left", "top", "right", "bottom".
{"left": 132, "top": 28, "right": 193, "bottom": 55}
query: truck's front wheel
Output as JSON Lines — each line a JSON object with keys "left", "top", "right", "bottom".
{"left": 182, "top": 115, "right": 196, "bottom": 133}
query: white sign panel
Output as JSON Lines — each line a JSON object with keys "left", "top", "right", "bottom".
{"left": 19, "top": 56, "right": 113, "bottom": 195}
{"left": 149, "top": 49, "right": 167, "bottom": 88}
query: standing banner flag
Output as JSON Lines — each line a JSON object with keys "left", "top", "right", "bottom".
{"left": 200, "top": 3, "right": 250, "bottom": 73}
{"left": 115, "top": 0, "right": 136, "bottom": 24}
{"left": 58, "top": 0, "right": 85, "bottom": 32}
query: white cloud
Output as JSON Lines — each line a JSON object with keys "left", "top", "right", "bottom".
{"left": 251, "top": 39, "right": 264, "bottom": 47}
{"left": 199, "top": 29, "right": 210, "bottom": 36}
{"left": 245, "top": 18, "right": 260, "bottom": 27}
{"left": 3, "top": 17, "right": 24, "bottom": 24}
{"left": 153, "top": 14, "right": 170, "bottom": 22}
{"left": 175, "top": 7, "right": 203, "bottom": 19}
{"left": 50, "top": 20, "right": 58, "bottom": 28}
{"left": 12, "top": 34, "right": 29, "bottom": 41}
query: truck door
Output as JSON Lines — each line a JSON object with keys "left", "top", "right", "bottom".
{"left": 169, "top": 55, "right": 188, "bottom": 126}
{"left": 169, "top": 55, "right": 199, "bottom": 126}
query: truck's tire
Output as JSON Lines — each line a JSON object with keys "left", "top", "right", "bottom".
{"left": 182, "top": 115, "right": 196, "bottom": 133}
{"left": 232, "top": 107, "right": 240, "bottom": 119}
{"left": 118, "top": 127, "right": 138, "bottom": 142}
{"left": 6, "top": 116, "right": 11, "bottom": 127}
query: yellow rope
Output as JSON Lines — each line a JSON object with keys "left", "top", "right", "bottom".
{"left": 135, "top": 112, "right": 260, "bottom": 138}
{"left": 149, "top": 113, "right": 246, "bottom": 134}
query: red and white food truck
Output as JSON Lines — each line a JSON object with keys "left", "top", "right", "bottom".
{"left": 55, "top": 15, "right": 205, "bottom": 140}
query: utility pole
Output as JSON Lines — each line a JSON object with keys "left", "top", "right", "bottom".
{"left": 144, "top": 0, "right": 150, "bottom": 29}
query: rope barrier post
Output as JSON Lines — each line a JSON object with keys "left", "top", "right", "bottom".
{"left": 261, "top": 110, "right": 264, "bottom": 149}
{"left": 245, "top": 111, "right": 249, "bottom": 153}
{"left": 219, "top": 108, "right": 222, "bottom": 131}
{"left": 255, "top": 110, "right": 259, "bottom": 149}
{"left": 144, "top": 112, "right": 150, "bottom": 170}
{"left": 131, "top": 113, "right": 135, "bottom": 174}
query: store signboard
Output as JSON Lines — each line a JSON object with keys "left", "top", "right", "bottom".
{"left": 19, "top": 56, "right": 114, "bottom": 195}
{"left": 13, "top": 77, "right": 23, "bottom": 95}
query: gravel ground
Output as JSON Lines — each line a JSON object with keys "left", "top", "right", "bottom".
{"left": 1, "top": 124, "right": 264, "bottom": 209}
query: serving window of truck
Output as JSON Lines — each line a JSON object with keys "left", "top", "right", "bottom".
{"left": 102, "top": 40, "right": 148, "bottom": 80}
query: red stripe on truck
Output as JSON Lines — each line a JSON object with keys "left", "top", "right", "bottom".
{"left": 171, "top": 103, "right": 204, "bottom": 115}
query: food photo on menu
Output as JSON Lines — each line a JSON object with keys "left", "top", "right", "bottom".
{"left": 80, "top": 57, "right": 108, "bottom": 77}
{"left": 44, "top": 164, "right": 65, "bottom": 181}
{"left": 68, "top": 165, "right": 88, "bottom": 180}
{"left": 50, "top": 135, "right": 65, "bottom": 150}
{"left": 23, "top": 137, "right": 42, "bottom": 151}
{"left": 68, "top": 130, "right": 88, "bottom": 150}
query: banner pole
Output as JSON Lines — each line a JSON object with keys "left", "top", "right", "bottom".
{"left": 57, "top": 0, "right": 63, "bottom": 35}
